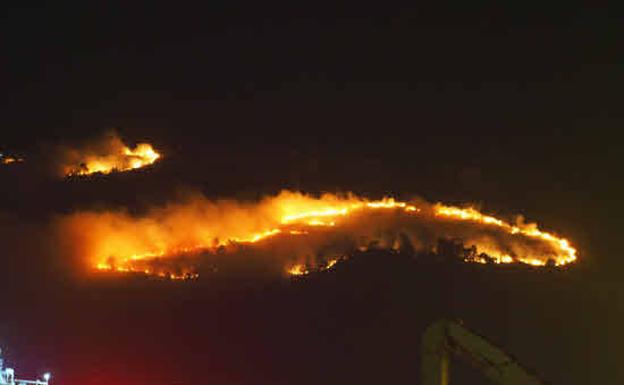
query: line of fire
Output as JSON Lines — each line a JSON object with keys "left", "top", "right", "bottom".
{"left": 59, "top": 191, "right": 577, "bottom": 281}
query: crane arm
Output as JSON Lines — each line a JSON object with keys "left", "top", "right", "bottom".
{"left": 421, "top": 319, "right": 545, "bottom": 385}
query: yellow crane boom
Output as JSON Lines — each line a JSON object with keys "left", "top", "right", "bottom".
{"left": 421, "top": 319, "right": 545, "bottom": 385}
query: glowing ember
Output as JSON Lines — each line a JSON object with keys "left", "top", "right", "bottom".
{"left": 286, "top": 258, "right": 340, "bottom": 277}
{"left": 1, "top": 155, "right": 24, "bottom": 165}
{"left": 324, "top": 258, "right": 339, "bottom": 270}
{"left": 56, "top": 190, "right": 578, "bottom": 279}
{"left": 287, "top": 264, "right": 309, "bottom": 276}
{"left": 61, "top": 133, "right": 161, "bottom": 176}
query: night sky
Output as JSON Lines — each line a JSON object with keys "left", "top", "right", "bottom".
{"left": 1, "top": 3, "right": 622, "bottom": 384}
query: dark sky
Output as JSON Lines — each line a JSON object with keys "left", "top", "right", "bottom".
{"left": 1, "top": 3, "right": 623, "bottom": 385}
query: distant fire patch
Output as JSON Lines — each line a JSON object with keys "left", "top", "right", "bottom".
{"left": 59, "top": 132, "right": 161, "bottom": 177}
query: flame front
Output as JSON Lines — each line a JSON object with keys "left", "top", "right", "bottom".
{"left": 61, "top": 133, "right": 161, "bottom": 176}
{"left": 56, "top": 191, "right": 578, "bottom": 279}
{"left": 433, "top": 205, "right": 577, "bottom": 265}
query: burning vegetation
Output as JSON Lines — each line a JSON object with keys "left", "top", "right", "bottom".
{"left": 0, "top": 153, "right": 24, "bottom": 165}
{"left": 55, "top": 191, "right": 577, "bottom": 280}
{"left": 59, "top": 132, "right": 161, "bottom": 177}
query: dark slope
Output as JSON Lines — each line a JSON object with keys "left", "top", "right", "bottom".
{"left": 1, "top": 250, "right": 612, "bottom": 385}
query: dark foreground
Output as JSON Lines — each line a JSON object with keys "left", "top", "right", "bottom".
{"left": 0, "top": 252, "right": 617, "bottom": 385}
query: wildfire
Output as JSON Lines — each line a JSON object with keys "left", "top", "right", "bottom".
{"left": 56, "top": 191, "right": 578, "bottom": 280}
{"left": 287, "top": 258, "right": 340, "bottom": 277}
{"left": 1, "top": 155, "right": 24, "bottom": 165}
{"left": 287, "top": 264, "right": 309, "bottom": 276}
{"left": 61, "top": 133, "right": 161, "bottom": 176}
{"left": 95, "top": 263, "right": 199, "bottom": 280}
{"left": 433, "top": 205, "right": 578, "bottom": 266}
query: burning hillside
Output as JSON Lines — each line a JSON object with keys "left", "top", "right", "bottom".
{"left": 59, "top": 132, "right": 161, "bottom": 176}
{"left": 55, "top": 190, "right": 577, "bottom": 280}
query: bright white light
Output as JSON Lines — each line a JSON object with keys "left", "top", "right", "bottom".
{"left": 43, "top": 372, "right": 51, "bottom": 381}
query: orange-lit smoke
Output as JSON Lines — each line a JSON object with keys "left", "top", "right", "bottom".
{"left": 59, "top": 132, "right": 161, "bottom": 176}
{"left": 54, "top": 191, "right": 578, "bottom": 279}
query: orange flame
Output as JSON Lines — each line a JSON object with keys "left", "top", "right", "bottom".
{"left": 287, "top": 264, "right": 309, "bottom": 276}
{"left": 433, "top": 204, "right": 577, "bottom": 266}
{"left": 56, "top": 191, "right": 578, "bottom": 279}
{"left": 61, "top": 133, "right": 161, "bottom": 176}
{"left": 1, "top": 155, "right": 24, "bottom": 165}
